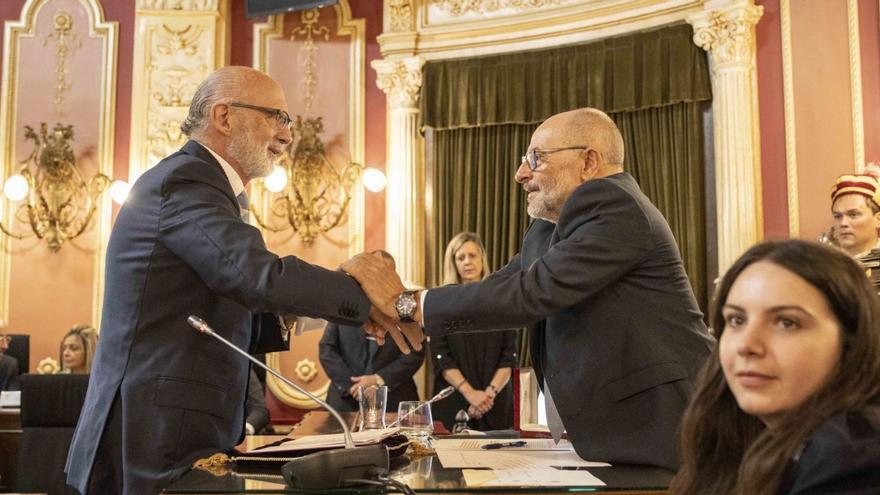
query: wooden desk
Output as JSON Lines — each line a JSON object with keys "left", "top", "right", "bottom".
{"left": 0, "top": 408, "right": 21, "bottom": 492}
{"left": 165, "top": 412, "right": 671, "bottom": 494}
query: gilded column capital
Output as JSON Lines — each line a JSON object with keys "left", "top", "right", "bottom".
{"left": 385, "top": 0, "right": 415, "bottom": 33}
{"left": 688, "top": 0, "right": 763, "bottom": 70}
{"left": 372, "top": 57, "right": 425, "bottom": 109}
{"left": 136, "top": 0, "right": 220, "bottom": 11}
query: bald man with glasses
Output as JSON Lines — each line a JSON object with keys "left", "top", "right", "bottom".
{"left": 345, "top": 107, "right": 714, "bottom": 470}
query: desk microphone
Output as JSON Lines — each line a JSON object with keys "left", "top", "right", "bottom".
{"left": 187, "top": 315, "right": 389, "bottom": 489}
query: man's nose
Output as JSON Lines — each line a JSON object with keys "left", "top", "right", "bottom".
{"left": 276, "top": 126, "right": 293, "bottom": 146}
{"left": 515, "top": 161, "right": 531, "bottom": 183}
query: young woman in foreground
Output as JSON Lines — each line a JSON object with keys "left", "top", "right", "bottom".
{"left": 672, "top": 240, "right": 880, "bottom": 494}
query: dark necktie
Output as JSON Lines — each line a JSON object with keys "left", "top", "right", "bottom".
{"left": 236, "top": 191, "right": 250, "bottom": 223}
{"left": 365, "top": 338, "right": 378, "bottom": 374}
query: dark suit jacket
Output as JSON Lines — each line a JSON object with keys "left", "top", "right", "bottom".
{"left": 245, "top": 368, "right": 269, "bottom": 434}
{"left": 65, "top": 141, "right": 371, "bottom": 495}
{"left": 778, "top": 402, "right": 880, "bottom": 494}
{"left": 424, "top": 172, "right": 714, "bottom": 469}
{"left": 319, "top": 323, "right": 423, "bottom": 413}
{"left": 0, "top": 354, "right": 19, "bottom": 391}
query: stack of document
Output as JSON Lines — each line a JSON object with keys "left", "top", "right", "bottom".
{"left": 432, "top": 437, "right": 608, "bottom": 487}
{"left": 249, "top": 427, "right": 399, "bottom": 454}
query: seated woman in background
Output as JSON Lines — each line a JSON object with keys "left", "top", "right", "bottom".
{"left": 672, "top": 240, "right": 880, "bottom": 495}
{"left": 60, "top": 324, "right": 98, "bottom": 374}
{"left": 431, "top": 232, "right": 518, "bottom": 431}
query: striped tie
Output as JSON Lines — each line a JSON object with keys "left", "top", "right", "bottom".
{"left": 236, "top": 191, "right": 250, "bottom": 223}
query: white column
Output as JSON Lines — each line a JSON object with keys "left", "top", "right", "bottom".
{"left": 373, "top": 57, "right": 426, "bottom": 288}
{"left": 689, "top": 0, "right": 764, "bottom": 274}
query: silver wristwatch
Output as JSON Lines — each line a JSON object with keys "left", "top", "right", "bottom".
{"left": 394, "top": 290, "right": 418, "bottom": 323}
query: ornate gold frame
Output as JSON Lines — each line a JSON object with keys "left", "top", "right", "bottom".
{"left": 0, "top": 0, "right": 118, "bottom": 327}
{"left": 253, "top": 0, "right": 365, "bottom": 408}
{"left": 847, "top": 0, "right": 864, "bottom": 170}
{"left": 780, "top": 0, "right": 798, "bottom": 237}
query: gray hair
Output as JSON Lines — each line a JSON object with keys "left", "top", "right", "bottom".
{"left": 181, "top": 66, "right": 261, "bottom": 138}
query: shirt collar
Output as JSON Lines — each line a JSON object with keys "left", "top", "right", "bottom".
{"left": 197, "top": 142, "right": 245, "bottom": 197}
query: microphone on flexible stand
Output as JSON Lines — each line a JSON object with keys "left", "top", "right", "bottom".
{"left": 187, "top": 315, "right": 390, "bottom": 489}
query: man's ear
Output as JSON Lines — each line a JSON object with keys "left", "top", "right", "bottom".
{"left": 210, "top": 102, "right": 233, "bottom": 136}
{"left": 580, "top": 149, "right": 600, "bottom": 181}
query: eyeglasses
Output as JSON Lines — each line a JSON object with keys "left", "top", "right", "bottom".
{"left": 229, "top": 102, "right": 293, "bottom": 130}
{"left": 521, "top": 146, "right": 590, "bottom": 171}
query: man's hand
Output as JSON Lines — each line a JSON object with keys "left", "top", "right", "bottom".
{"left": 341, "top": 253, "right": 406, "bottom": 317}
{"left": 349, "top": 374, "right": 381, "bottom": 398}
{"left": 366, "top": 306, "right": 424, "bottom": 353}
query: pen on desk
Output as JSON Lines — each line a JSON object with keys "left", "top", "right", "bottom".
{"left": 481, "top": 440, "right": 528, "bottom": 450}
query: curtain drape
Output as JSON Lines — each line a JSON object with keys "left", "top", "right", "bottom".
{"left": 422, "top": 23, "right": 712, "bottom": 367}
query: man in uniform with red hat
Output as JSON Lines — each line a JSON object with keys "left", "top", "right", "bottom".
{"left": 830, "top": 171, "right": 880, "bottom": 287}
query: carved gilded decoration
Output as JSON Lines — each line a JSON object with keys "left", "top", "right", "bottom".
{"left": 136, "top": 0, "right": 219, "bottom": 11}
{"left": 690, "top": 5, "right": 762, "bottom": 69}
{"left": 44, "top": 11, "right": 81, "bottom": 114}
{"left": 780, "top": 0, "right": 798, "bottom": 236}
{"left": 294, "top": 358, "right": 319, "bottom": 383}
{"left": 0, "top": 0, "right": 118, "bottom": 328}
{"left": 289, "top": 9, "right": 330, "bottom": 113}
{"left": 128, "top": 1, "right": 227, "bottom": 180}
{"left": 374, "top": 59, "right": 423, "bottom": 109}
{"left": 847, "top": 0, "right": 864, "bottom": 169}
{"left": 387, "top": 0, "right": 415, "bottom": 32}
{"left": 435, "top": 0, "right": 563, "bottom": 16}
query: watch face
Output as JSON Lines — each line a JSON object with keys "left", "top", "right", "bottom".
{"left": 396, "top": 292, "right": 416, "bottom": 318}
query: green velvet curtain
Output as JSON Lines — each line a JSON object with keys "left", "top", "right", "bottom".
{"left": 422, "top": 23, "right": 712, "bottom": 366}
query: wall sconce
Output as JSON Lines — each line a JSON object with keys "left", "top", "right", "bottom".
{"left": 0, "top": 123, "right": 119, "bottom": 252}
{"left": 253, "top": 116, "right": 362, "bottom": 245}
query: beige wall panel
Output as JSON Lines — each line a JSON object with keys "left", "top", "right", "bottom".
{"left": 253, "top": 3, "right": 365, "bottom": 410}
{"left": 791, "top": 0, "right": 854, "bottom": 239}
{"left": 0, "top": 0, "right": 116, "bottom": 371}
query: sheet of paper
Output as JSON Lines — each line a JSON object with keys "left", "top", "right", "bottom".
{"left": 431, "top": 438, "right": 573, "bottom": 451}
{"left": 462, "top": 467, "right": 605, "bottom": 487}
{"left": 436, "top": 449, "right": 610, "bottom": 469}
{"left": 251, "top": 427, "right": 398, "bottom": 454}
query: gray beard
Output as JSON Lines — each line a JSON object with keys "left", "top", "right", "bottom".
{"left": 228, "top": 130, "right": 272, "bottom": 179}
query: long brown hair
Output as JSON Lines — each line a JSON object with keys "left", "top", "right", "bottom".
{"left": 671, "top": 240, "right": 880, "bottom": 494}
{"left": 442, "top": 232, "right": 489, "bottom": 286}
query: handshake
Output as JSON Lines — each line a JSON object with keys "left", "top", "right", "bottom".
{"left": 340, "top": 252, "right": 425, "bottom": 355}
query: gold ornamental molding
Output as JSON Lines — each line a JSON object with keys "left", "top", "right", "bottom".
{"left": 44, "top": 11, "right": 81, "bottom": 114}
{"left": 294, "top": 358, "right": 319, "bottom": 382}
{"left": 690, "top": 4, "right": 762, "bottom": 69}
{"left": 847, "top": 0, "right": 864, "bottom": 170}
{"left": 374, "top": 58, "right": 423, "bottom": 109}
{"left": 780, "top": 0, "right": 798, "bottom": 237}
{"left": 266, "top": 352, "right": 331, "bottom": 408}
{"left": 128, "top": 0, "right": 228, "bottom": 181}
{"left": 289, "top": 9, "right": 330, "bottom": 114}
{"left": 0, "top": 0, "right": 118, "bottom": 328}
{"left": 136, "top": 0, "right": 220, "bottom": 10}
{"left": 435, "top": 0, "right": 565, "bottom": 16}
{"left": 387, "top": 0, "right": 415, "bottom": 33}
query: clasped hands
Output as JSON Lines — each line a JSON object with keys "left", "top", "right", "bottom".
{"left": 340, "top": 252, "right": 425, "bottom": 354}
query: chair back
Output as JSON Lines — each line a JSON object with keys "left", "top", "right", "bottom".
{"left": 5, "top": 333, "right": 29, "bottom": 373}
{"left": 17, "top": 373, "right": 89, "bottom": 494}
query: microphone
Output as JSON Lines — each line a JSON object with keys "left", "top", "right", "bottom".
{"left": 187, "top": 315, "right": 390, "bottom": 489}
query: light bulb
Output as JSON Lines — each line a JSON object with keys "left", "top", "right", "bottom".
{"left": 109, "top": 180, "right": 130, "bottom": 205}
{"left": 264, "top": 165, "right": 288, "bottom": 193}
{"left": 363, "top": 167, "right": 386, "bottom": 193}
{"left": 3, "top": 175, "right": 28, "bottom": 201}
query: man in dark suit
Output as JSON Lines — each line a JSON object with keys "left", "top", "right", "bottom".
{"left": 64, "top": 67, "right": 394, "bottom": 495}
{"left": 319, "top": 251, "right": 423, "bottom": 413}
{"left": 244, "top": 368, "right": 269, "bottom": 435}
{"left": 344, "top": 108, "right": 715, "bottom": 470}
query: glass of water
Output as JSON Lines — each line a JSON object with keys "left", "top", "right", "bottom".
{"left": 397, "top": 401, "right": 433, "bottom": 443}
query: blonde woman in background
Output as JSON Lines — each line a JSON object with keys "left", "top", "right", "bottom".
{"left": 431, "top": 232, "right": 518, "bottom": 431}
{"left": 59, "top": 324, "right": 98, "bottom": 374}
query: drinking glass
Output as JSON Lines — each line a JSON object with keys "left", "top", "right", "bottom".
{"left": 358, "top": 385, "right": 388, "bottom": 430}
{"left": 397, "top": 401, "right": 433, "bottom": 442}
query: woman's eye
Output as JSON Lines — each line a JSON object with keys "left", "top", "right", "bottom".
{"left": 724, "top": 314, "right": 744, "bottom": 327}
{"left": 778, "top": 317, "right": 800, "bottom": 330}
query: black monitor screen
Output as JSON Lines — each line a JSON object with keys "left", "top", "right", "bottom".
{"left": 245, "top": 0, "right": 338, "bottom": 18}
